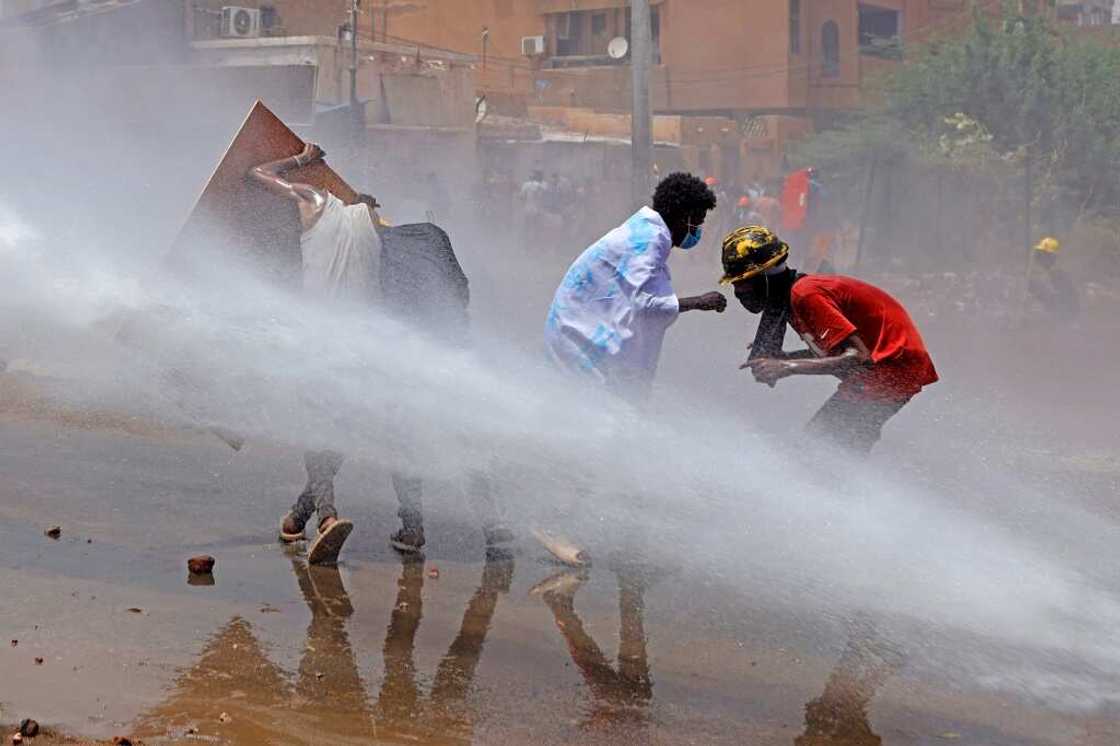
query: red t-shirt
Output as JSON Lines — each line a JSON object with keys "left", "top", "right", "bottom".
{"left": 790, "top": 275, "right": 938, "bottom": 401}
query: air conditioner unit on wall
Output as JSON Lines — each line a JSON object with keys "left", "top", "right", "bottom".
{"left": 522, "top": 35, "right": 545, "bottom": 56}
{"left": 221, "top": 6, "right": 261, "bottom": 38}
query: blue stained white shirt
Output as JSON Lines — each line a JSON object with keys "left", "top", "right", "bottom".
{"left": 544, "top": 206, "right": 680, "bottom": 397}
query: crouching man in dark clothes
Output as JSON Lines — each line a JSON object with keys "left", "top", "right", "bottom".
{"left": 720, "top": 226, "right": 938, "bottom": 455}
{"left": 248, "top": 142, "right": 511, "bottom": 562}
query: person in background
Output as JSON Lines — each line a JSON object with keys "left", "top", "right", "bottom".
{"left": 520, "top": 169, "right": 548, "bottom": 232}
{"left": 722, "top": 225, "right": 937, "bottom": 455}
{"left": 735, "top": 195, "right": 762, "bottom": 227}
{"left": 753, "top": 185, "right": 782, "bottom": 230}
{"left": 546, "top": 172, "right": 727, "bottom": 402}
{"left": 1028, "top": 237, "right": 1080, "bottom": 321}
{"left": 703, "top": 176, "right": 729, "bottom": 242}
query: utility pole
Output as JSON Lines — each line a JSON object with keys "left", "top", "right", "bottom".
{"left": 1024, "top": 145, "right": 1033, "bottom": 259}
{"left": 630, "top": 0, "right": 653, "bottom": 209}
{"left": 349, "top": 0, "right": 360, "bottom": 107}
{"left": 347, "top": 0, "right": 365, "bottom": 176}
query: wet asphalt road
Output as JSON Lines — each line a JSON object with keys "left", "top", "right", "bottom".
{"left": 1, "top": 404, "right": 1117, "bottom": 745}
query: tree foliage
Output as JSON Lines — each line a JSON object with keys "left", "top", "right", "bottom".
{"left": 794, "top": 3, "right": 1120, "bottom": 217}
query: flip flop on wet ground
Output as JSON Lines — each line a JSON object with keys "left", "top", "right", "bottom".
{"left": 308, "top": 519, "right": 353, "bottom": 565}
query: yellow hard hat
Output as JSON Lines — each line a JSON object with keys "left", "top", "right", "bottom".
{"left": 719, "top": 225, "right": 790, "bottom": 284}
{"left": 1034, "top": 237, "right": 1060, "bottom": 254}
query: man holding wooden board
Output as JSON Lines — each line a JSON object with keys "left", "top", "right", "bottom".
{"left": 248, "top": 142, "right": 510, "bottom": 563}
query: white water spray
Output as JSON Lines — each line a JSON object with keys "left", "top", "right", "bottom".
{"left": 1, "top": 202, "right": 1119, "bottom": 711}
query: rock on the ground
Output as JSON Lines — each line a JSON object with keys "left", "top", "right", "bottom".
{"left": 187, "top": 555, "right": 215, "bottom": 575}
{"left": 44, "top": 526, "right": 61, "bottom": 539}
{"left": 17, "top": 719, "right": 37, "bottom": 737}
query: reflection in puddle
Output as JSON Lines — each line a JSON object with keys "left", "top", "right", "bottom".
{"left": 136, "top": 551, "right": 514, "bottom": 744}
{"left": 796, "top": 615, "right": 904, "bottom": 746}
{"left": 532, "top": 558, "right": 656, "bottom": 735}
{"left": 132, "top": 553, "right": 905, "bottom": 745}
{"left": 290, "top": 559, "right": 375, "bottom": 736}
{"left": 375, "top": 550, "right": 513, "bottom": 743}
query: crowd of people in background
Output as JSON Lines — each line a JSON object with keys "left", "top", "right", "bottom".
{"left": 503, "top": 164, "right": 864, "bottom": 281}
{"left": 480, "top": 164, "right": 1084, "bottom": 331}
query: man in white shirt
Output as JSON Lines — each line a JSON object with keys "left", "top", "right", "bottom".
{"left": 537, "top": 173, "right": 725, "bottom": 566}
{"left": 545, "top": 172, "right": 726, "bottom": 401}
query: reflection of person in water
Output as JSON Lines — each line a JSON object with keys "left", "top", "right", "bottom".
{"left": 795, "top": 616, "right": 904, "bottom": 746}
{"left": 375, "top": 549, "right": 514, "bottom": 742}
{"left": 532, "top": 560, "right": 654, "bottom": 733}
{"left": 134, "top": 559, "right": 376, "bottom": 741}
{"left": 289, "top": 559, "right": 377, "bottom": 735}
{"left": 137, "top": 554, "right": 514, "bottom": 743}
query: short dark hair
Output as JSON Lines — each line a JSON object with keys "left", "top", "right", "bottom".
{"left": 652, "top": 172, "right": 717, "bottom": 220}
{"left": 356, "top": 193, "right": 381, "bottom": 209}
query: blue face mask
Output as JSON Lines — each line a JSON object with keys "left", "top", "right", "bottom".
{"left": 680, "top": 226, "right": 703, "bottom": 250}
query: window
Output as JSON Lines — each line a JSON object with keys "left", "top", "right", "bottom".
{"left": 859, "top": 4, "right": 901, "bottom": 59}
{"left": 591, "top": 11, "right": 607, "bottom": 36}
{"left": 555, "top": 11, "right": 584, "bottom": 57}
{"left": 821, "top": 20, "right": 840, "bottom": 78}
{"left": 548, "top": 8, "right": 655, "bottom": 65}
{"left": 790, "top": 0, "right": 801, "bottom": 55}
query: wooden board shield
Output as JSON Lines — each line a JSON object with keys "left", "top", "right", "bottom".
{"left": 171, "top": 100, "right": 358, "bottom": 282}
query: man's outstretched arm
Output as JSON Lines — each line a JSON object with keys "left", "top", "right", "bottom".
{"left": 247, "top": 142, "right": 327, "bottom": 204}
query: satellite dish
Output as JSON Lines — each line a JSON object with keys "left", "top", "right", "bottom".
{"left": 607, "top": 36, "right": 629, "bottom": 60}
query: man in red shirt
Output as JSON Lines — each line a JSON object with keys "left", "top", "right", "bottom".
{"left": 719, "top": 226, "right": 938, "bottom": 454}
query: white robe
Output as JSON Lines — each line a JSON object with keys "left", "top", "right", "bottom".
{"left": 545, "top": 206, "right": 680, "bottom": 398}
{"left": 300, "top": 193, "right": 381, "bottom": 304}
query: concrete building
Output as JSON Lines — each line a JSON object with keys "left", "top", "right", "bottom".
{"left": 176, "top": 0, "right": 973, "bottom": 182}
{"left": 0, "top": 0, "right": 481, "bottom": 233}
{"left": 0, "top": 1, "right": 991, "bottom": 187}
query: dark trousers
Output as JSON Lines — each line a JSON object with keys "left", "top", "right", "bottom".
{"left": 290, "top": 450, "right": 500, "bottom": 530}
{"left": 806, "top": 393, "right": 911, "bottom": 456}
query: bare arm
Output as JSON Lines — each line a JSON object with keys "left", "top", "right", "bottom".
{"left": 247, "top": 143, "right": 328, "bottom": 229}
{"left": 746, "top": 344, "right": 816, "bottom": 361}
{"left": 678, "top": 291, "right": 727, "bottom": 313}
{"left": 744, "top": 334, "right": 872, "bottom": 386}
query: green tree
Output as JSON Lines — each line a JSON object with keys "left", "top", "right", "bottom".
{"left": 795, "top": 3, "right": 1120, "bottom": 218}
